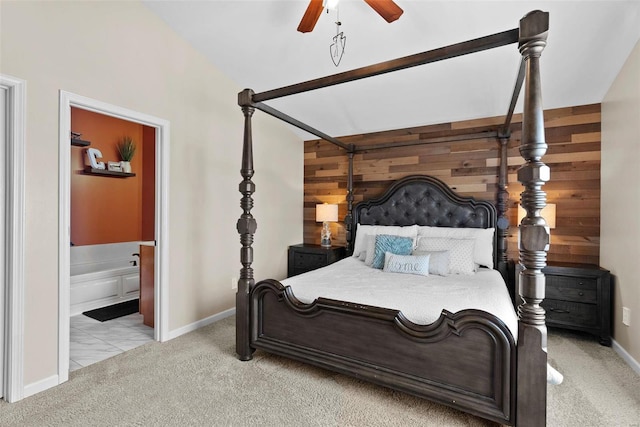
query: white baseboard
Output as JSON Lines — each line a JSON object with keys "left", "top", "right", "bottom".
{"left": 18, "top": 309, "right": 235, "bottom": 400}
{"left": 612, "top": 339, "right": 640, "bottom": 375}
{"left": 165, "top": 307, "right": 236, "bottom": 341}
{"left": 23, "top": 374, "right": 60, "bottom": 399}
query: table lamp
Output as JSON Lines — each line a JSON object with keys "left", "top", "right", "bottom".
{"left": 316, "top": 203, "right": 338, "bottom": 247}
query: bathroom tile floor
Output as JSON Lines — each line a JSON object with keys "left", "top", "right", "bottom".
{"left": 70, "top": 312, "right": 154, "bottom": 372}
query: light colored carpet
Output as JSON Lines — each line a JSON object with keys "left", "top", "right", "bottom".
{"left": 1, "top": 316, "right": 638, "bottom": 426}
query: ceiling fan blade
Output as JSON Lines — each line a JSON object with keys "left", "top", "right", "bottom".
{"left": 363, "top": 0, "right": 404, "bottom": 23}
{"left": 297, "top": 0, "right": 325, "bottom": 33}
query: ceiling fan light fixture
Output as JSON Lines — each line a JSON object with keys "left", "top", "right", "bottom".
{"left": 323, "top": 0, "right": 340, "bottom": 11}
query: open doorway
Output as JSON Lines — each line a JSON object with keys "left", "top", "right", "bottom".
{"left": 0, "top": 74, "right": 25, "bottom": 403}
{"left": 68, "top": 108, "right": 156, "bottom": 371}
{"left": 58, "top": 91, "right": 169, "bottom": 384}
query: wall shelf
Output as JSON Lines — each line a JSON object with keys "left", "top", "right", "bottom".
{"left": 71, "top": 138, "right": 91, "bottom": 147}
{"left": 84, "top": 167, "right": 136, "bottom": 178}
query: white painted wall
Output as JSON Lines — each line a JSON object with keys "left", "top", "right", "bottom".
{"left": 0, "top": 2, "right": 303, "bottom": 390}
{"left": 601, "top": 40, "right": 640, "bottom": 363}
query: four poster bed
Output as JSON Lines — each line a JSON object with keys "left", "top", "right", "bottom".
{"left": 236, "top": 10, "right": 551, "bottom": 427}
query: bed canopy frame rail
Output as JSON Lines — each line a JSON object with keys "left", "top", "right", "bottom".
{"left": 236, "top": 10, "right": 550, "bottom": 426}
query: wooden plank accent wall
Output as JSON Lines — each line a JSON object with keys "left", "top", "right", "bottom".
{"left": 303, "top": 103, "right": 601, "bottom": 265}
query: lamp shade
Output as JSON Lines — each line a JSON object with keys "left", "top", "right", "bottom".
{"left": 518, "top": 203, "right": 556, "bottom": 229}
{"left": 316, "top": 203, "right": 338, "bottom": 222}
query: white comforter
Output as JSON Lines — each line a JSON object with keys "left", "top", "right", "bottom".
{"left": 281, "top": 257, "right": 518, "bottom": 339}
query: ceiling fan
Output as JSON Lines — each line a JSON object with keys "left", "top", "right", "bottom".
{"left": 297, "top": 0, "right": 404, "bottom": 33}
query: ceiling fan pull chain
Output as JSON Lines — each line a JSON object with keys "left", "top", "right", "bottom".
{"left": 330, "top": 7, "right": 346, "bottom": 67}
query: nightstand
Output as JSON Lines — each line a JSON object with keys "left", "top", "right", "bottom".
{"left": 287, "top": 244, "right": 346, "bottom": 278}
{"left": 516, "top": 262, "right": 612, "bottom": 346}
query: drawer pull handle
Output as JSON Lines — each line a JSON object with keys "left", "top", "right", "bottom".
{"left": 579, "top": 282, "right": 584, "bottom": 286}
{"left": 578, "top": 291, "right": 584, "bottom": 296}
{"left": 549, "top": 308, "right": 570, "bottom": 314}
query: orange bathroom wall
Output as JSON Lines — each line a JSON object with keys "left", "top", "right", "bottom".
{"left": 71, "top": 107, "right": 146, "bottom": 246}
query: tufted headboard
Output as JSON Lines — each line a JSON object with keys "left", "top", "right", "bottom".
{"left": 351, "top": 175, "right": 499, "bottom": 269}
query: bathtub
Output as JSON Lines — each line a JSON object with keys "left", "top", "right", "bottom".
{"left": 70, "top": 242, "right": 141, "bottom": 316}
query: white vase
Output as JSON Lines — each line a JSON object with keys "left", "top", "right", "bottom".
{"left": 121, "top": 161, "right": 132, "bottom": 173}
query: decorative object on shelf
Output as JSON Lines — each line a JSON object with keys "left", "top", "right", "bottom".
{"left": 316, "top": 203, "right": 338, "bottom": 247}
{"left": 518, "top": 203, "right": 556, "bottom": 228}
{"left": 107, "top": 161, "right": 123, "bottom": 172}
{"left": 117, "top": 136, "right": 136, "bottom": 173}
{"left": 86, "top": 147, "right": 105, "bottom": 170}
{"left": 70, "top": 131, "right": 91, "bottom": 147}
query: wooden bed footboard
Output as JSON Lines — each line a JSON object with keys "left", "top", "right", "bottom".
{"left": 250, "top": 279, "right": 517, "bottom": 425}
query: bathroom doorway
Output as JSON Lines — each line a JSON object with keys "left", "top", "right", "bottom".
{"left": 58, "top": 91, "right": 169, "bottom": 384}
{"left": 68, "top": 108, "right": 156, "bottom": 371}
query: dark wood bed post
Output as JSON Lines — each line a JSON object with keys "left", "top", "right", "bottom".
{"left": 236, "top": 89, "right": 257, "bottom": 361}
{"left": 496, "top": 135, "right": 510, "bottom": 281}
{"left": 345, "top": 147, "right": 355, "bottom": 254}
{"left": 515, "top": 11, "right": 549, "bottom": 427}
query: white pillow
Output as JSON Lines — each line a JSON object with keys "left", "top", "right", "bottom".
{"left": 412, "top": 250, "right": 450, "bottom": 276}
{"left": 415, "top": 237, "right": 476, "bottom": 275}
{"left": 352, "top": 224, "right": 418, "bottom": 258}
{"left": 417, "top": 226, "right": 494, "bottom": 268}
{"left": 364, "top": 235, "right": 377, "bottom": 266}
{"left": 358, "top": 251, "right": 367, "bottom": 262}
{"left": 383, "top": 252, "right": 430, "bottom": 276}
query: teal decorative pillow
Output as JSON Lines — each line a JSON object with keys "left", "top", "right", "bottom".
{"left": 383, "top": 253, "right": 431, "bottom": 276}
{"left": 372, "top": 235, "right": 414, "bottom": 269}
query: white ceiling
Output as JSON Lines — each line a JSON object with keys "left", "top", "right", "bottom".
{"left": 144, "top": 0, "right": 640, "bottom": 139}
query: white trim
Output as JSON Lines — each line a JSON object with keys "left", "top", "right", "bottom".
{"left": 58, "top": 93, "right": 71, "bottom": 385}
{"left": 0, "top": 74, "right": 26, "bottom": 403}
{"left": 58, "top": 91, "right": 170, "bottom": 383}
{"left": 156, "top": 122, "right": 170, "bottom": 342}
{"left": 23, "top": 374, "right": 58, "bottom": 399}
{"left": 166, "top": 308, "right": 236, "bottom": 341}
{"left": 612, "top": 339, "right": 640, "bottom": 375}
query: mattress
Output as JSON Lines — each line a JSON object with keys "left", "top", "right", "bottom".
{"left": 281, "top": 257, "right": 518, "bottom": 339}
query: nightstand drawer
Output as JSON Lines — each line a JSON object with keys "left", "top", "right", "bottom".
{"left": 546, "top": 283, "right": 597, "bottom": 303}
{"left": 294, "top": 252, "right": 326, "bottom": 269}
{"left": 546, "top": 274, "right": 596, "bottom": 290}
{"left": 543, "top": 299, "right": 598, "bottom": 327}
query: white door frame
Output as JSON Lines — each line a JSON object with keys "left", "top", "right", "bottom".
{"left": 58, "top": 91, "right": 170, "bottom": 384}
{"left": 0, "top": 74, "right": 26, "bottom": 403}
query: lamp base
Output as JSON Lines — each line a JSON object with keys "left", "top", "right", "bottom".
{"left": 321, "top": 221, "right": 332, "bottom": 247}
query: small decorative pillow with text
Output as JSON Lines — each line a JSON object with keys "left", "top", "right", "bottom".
{"left": 372, "top": 235, "right": 414, "bottom": 269}
{"left": 383, "top": 252, "right": 430, "bottom": 276}
{"left": 411, "top": 250, "right": 450, "bottom": 276}
{"left": 415, "top": 237, "right": 476, "bottom": 275}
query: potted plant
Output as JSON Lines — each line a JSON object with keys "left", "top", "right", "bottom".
{"left": 117, "top": 136, "right": 136, "bottom": 173}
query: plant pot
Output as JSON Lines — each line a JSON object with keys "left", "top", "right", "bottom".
{"left": 121, "top": 161, "right": 132, "bottom": 173}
